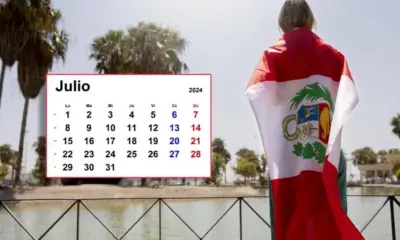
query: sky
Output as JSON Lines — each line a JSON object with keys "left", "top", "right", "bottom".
{"left": 0, "top": 0, "right": 399, "bottom": 181}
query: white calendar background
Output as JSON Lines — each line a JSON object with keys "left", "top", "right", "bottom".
{"left": 46, "top": 74, "right": 211, "bottom": 178}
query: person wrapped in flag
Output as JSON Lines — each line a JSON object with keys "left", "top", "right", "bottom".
{"left": 245, "top": 1, "right": 364, "bottom": 239}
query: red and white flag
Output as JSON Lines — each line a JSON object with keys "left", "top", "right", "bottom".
{"left": 246, "top": 28, "right": 364, "bottom": 240}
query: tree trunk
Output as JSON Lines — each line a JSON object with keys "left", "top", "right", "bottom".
{"left": 14, "top": 97, "right": 30, "bottom": 187}
{"left": 224, "top": 168, "right": 227, "bottom": 185}
{"left": 0, "top": 63, "right": 7, "bottom": 109}
{"left": 140, "top": 178, "right": 146, "bottom": 186}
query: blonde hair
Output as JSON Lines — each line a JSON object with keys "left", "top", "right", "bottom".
{"left": 278, "top": 0, "right": 316, "bottom": 33}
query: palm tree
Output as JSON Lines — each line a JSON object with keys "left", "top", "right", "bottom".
{"left": 212, "top": 138, "right": 231, "bottom": 184}
{"left": 89, "top": 30, "right": 126, "bottom": 74}
{"left": 391, "top": 114, "right": 400, "bottom": 139}
{"left": 90, "top": 22, "right": 188, "bottom": 186}
{"left": 0, "top": 0, "right": 57, "bottom": 108}
{"left": 13, "top": 5, "right": 69, "bottom": 186}
{"left": 0, "top": 0, "right": 31, "bottom": 108}
{"left": 90, "top": 22, "right": 188, "bottom": 74}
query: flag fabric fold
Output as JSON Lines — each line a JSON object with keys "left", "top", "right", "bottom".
{"left": 246, "top": 28, "right": 364, "bottom": 240}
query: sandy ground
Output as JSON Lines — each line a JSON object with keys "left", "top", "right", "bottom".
{"left": 0, "top": 185, "right": 263, "bottom": 201}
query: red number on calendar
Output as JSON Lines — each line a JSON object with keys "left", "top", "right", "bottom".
{"left": 191, "top": 150, "right": 201, "bottom": 158}
{"left": 191, "top": 124, "right": 201, "bottom": 131}
{"left": 193, "top": 111, "right": 198, "bottom": 118}
{"left": 191, "top": 137, "right": 200, "bottom": 144}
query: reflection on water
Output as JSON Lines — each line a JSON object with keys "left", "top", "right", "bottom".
{"left": 351, "top": 186, "right": 400, "bottom": 195}
{"left": 0, "top": 187, "right": 399, "bottom": 240}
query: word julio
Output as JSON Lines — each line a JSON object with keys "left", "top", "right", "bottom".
{"left": 55, "top": 80, "right": 90, "bottom": 92}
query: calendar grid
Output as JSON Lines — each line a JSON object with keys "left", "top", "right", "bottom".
{"left": 46, "top": 74, "right": 212, "bottom": 178}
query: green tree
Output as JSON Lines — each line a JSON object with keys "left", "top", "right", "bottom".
{"left": 396, "top": 168, "right": 400, "bottom": 179}
{"left": 392, "top": 163, "right": 400, "bottom": 176}
{"left": 0, "top": 144, "right": 14, "bottom": 164}
{"left": 235, "top": 158, "right": 258, "bottom": 180}
{"left": 13, "top": 3, "right": 69, "bottom": 186}
{"left": 0, "top": 164, "right": 9, "bottom": 181}
{"left": 9, "top": 151, "right": 17, "bottom": 180}
{"left": 234, "top": 148, "right": 259, "bottom": 180}
{"left": 205, "top": 152, "right": 225, "bottom": 185}
{"left": 0, "top": 0, "right": 62, "bottom": 107}
{"left": 388, "top": 148, "right": 400, "bottom": 154}
{"left": 258, "top": 154, "right": 268, "bottom": 185}
{"left": 0, "top": 0, "right": 29, "bottom": 108}
{"left": 0, "top": 144, "right": 17, "bottom": 181}
{"left": 90, "top": 22, "right": 188, "bottom": 186}
{"left": 90, "top": 30, "right": 126, "bottom": 74}
{"left": 90, "top": 22, "right": 188, "bottom": 74}
{"left": 352, "top": 147, "right": 377, "bottom": 165}
{"left": 377, "top": 150, "right": 388, "bottom": 163}
{"left": 212, "top": 138, "right": 230, "bottom": 184}
{"left": 391, "top": 114, "right": 400, "bottom": 138}
{"left": 32, "top": 136, "right": 50, "bottom": 185}
{"left": 236, "top": 148, "right": 259, "bottom": 163}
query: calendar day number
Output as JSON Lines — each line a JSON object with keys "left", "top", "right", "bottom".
{"left": 61, "top": 163, "right": 115, "bottom": 171}
{"left": 82, "top": 163, "right": 115, "bottom": 171}
{"left": 189, "top": 87, "right": 202, "bottom": 93}
{"left": 63, "top": 163, "right": 73, "bottom": 171}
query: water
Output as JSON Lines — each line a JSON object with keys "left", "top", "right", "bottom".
{"left": 0, "top": 187, "right": 399, "bottom": 240}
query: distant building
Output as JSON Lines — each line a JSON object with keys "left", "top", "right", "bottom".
{"left": 357, "top": 153, "right": 400, "bottom": 183}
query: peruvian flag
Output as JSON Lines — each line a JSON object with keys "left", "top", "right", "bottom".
{"left": 246, "top": 28, "right": 364, "bottom": 240}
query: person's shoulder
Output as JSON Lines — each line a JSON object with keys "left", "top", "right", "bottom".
{"left": 271, "top": 38, "right": 286, "bottom": 50}
{"left": 318, "top": 39, "right": 352, "bottom": 79}
{"left": 318, "top": 39, "right": 346, "bottom": 60}
{"left": 265, "top": 39, "right": 287, "bottom": 54}
{"left": 255, "top": 40, "right": 286, "bottom": 65}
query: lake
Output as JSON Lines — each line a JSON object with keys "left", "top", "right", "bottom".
{"left": 0, "top": 187, "right": 399, "bottom": 240}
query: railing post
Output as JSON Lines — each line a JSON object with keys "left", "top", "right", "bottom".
{"left": 389, "top": 196, "right": 396, "bottom": 240}
{"left": 76, "top": 200, "right": 80, "bottom": 240}
{"left": 239, "top": 197, "right": 243, "bottom": 240}
{"left": 159, "top": 199, "right": 162, "bottom": 240}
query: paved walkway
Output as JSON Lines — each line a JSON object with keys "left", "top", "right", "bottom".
{"left": 362, "top": 184, "right": 400, "bottom": 188}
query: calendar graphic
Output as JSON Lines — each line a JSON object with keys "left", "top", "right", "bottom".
{"left": 46, "top": 74, "right": 212, "bottom": 178}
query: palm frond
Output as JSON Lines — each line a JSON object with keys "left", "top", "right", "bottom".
{"left": 290, "top": 82, "right": 335, "bottom": 111}
{"left": 90, "top": 22, "right": 188, "bottom": 74}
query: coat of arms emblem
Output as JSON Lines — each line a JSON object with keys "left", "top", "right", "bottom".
{"left": 282, "top": 82, "right": 334, "bottom": 164}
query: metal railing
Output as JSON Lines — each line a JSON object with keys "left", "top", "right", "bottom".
{"left": 0, "top": 195, "right": 399, "bottom": 240}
